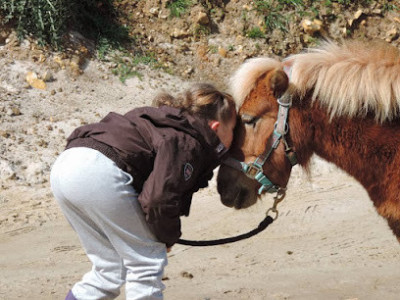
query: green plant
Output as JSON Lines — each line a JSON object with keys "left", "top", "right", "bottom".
{"left": 382, "top": 3, "right": 398, "bottom": 12}
{"left": 194, "top": 24, "right": 211, "bottom": 37}
{"left": 321, "top": 0, "right": 373, "bottom": 6}
{"left": 97, "top": 36, "right": 124, "bottom": 60}
{"left": 112, "top": 61, "right": 142, "bottom": 83}
{"left": 111, "top": 51, "right": 163, "bottom": 83}
{"left": 132, "top": 53, "right": 158, "bottom": 66}
{"left": 208, "top": 45, "right": 218, "bottom": 54}
{"left": 264, "top": 11, "right": 288, "bottom": 32}
{"left": 0, "top": 0, "right": 131, "bottom": 52}
{"left": 0, "top": 0, "right": 66, "bottom": 48}
{"left": 335, "top": 0, "right": 353, "bottom": 4}
{"left": 167, "top": 0, "right": 192, "bottom": 18}
{"left": 277, "top": 0, "right": 305, "bottom": 9}
{"left": 247, "top": 27, "right": 265, "bottom": 39}
{"left": 253, "top": 1, "right": 289, "bottom": 32}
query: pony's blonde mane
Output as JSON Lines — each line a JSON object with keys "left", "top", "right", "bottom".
{"left": 285, "top": 40, "right": 400, "bottom": 122}
{"left": 229, "top": 57, "right": 282, "bottom": 107}
{"left": 231, "top": 40, "right": 400, "bottom": 122}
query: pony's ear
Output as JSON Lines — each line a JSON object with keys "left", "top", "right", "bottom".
{"left": 269, "top": 68, "right": 289, "bottom": 98}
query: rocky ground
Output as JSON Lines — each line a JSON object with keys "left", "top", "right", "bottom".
{"left": 1, "top": 1, "right": 400, "bottom": 299}
{"left": 113, "top": 0, "right": 400, "bottom": 87}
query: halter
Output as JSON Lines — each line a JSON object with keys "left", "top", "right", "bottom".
{"left": 223, "top": 92, "right": 297, "bottom": 195}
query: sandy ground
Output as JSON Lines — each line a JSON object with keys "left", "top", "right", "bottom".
{"left": 1, "top": 54, "right": 400, "bottom": 300}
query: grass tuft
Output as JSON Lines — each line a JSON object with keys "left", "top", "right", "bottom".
{"left": 167, "top": 0, "right": 193, "bottom": 18}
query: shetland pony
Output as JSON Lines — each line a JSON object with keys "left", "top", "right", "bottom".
{"left": 217, "top": 40, "right": 400, "bottom": 242}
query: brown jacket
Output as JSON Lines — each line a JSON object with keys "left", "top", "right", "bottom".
{"left": 66, "top": 106, "right": 228, "bottom": 247}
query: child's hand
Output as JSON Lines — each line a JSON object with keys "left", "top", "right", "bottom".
{"left": 167, "top": 247, "right": 172, "bottom": 253}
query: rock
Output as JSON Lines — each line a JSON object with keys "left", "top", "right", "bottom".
{"left": 37, "top": 139, "right": 48, "bottom": 148}
{"left": 6, "top": 106, "right": 21, "bottom": 116}
{"left": 171, "top": 28, "right": 190, "bottom": 39}
{"left": 5, "top": 31, "right": 19, "bottom": 47}
{"left": 6, "top": 108, "right": 13, "bottom": 116}
{"left": 0, "top": 130, "right": 10, "bottom": 138}
{"left": 301, "top": 19, "right": 324, "bottom": 35}
{"left": 183, "top": 66, "right": 194, "bottom": 75}
{"left": 180, "top": 271, "right": 194, "bottom": 279}
{"left": 24, "top": 162, "right": 48, "bottom": 185}
{"left": 69, "top": 55, "right": 84, "bottom": 76}
{"left": 218, "top": 47, "right": 228, "bottom": 58}
{"left": 0, "top": 29, "right": 11, "bottom": 44}
{"left": 0, "top": 159, "right": 16, "bottom": 181}
{"left": 372, "top": 9, "right": 382, "bottom": 15}
{"left": 53, "top": 55, "right": 66, "bottom": 69}
{"left": 149, "top": 7, "right": 159, "bottom": 16}
{"left": 354, "top": 9, "right": 363, "bottom": 20}
{"left": 26, "top": 71, "right": 47, "bottom": 90}
{"left": 242, "top": 4, "right": 252, "bottom": 11}
{"left": 11, "top": 107, "right": 21, "bottom": 116}
{"left": 196, "top": 12, "right": 209, "bottom": 25}
{"left": 42, "top": 71, "right": 54, "bottom": 82}
{"left": 348, "top": 9, "right": 364, "bottom": 27}
{"left": 386, "top": 28, "right": 398, "bottom": 42}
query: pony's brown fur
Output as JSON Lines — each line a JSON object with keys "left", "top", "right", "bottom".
{"left": 217, "top": 40, "right": 400, "bottom": 242}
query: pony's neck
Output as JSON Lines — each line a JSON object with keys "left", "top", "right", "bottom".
{"left": 291, "top": 104, "right": 400, "bottom": 192}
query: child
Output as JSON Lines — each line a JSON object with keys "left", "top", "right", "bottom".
{"left": 50, "top": 83, "right": 237, "bottom": 300}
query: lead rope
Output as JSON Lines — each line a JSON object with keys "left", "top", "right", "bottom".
{"left": 176, "top": 191, "right": 285, "bottom": 246}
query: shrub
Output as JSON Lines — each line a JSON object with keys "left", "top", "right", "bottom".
{"left": 0, "top": 0, "right": 66, "bottom": 47}
{"left": 0, "top": 0, "right": 130, "bottom": 51}
{"left": 66, "top": 0, "right": 131, "bottom": 51}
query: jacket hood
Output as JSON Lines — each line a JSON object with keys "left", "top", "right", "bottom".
{"left": 128, "top": 106, "right": 228, "bottom": 159}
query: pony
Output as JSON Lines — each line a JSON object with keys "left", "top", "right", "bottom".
{"left": 217, "top": 40, "right": 400, "bottom": 242}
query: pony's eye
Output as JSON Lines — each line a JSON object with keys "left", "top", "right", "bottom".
{"left": 241, "top": 114, "right": 259, "bottom": 125}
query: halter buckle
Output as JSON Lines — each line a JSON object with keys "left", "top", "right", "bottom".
{"left": 244, "top": 161, "right": 263, "bottom": 178}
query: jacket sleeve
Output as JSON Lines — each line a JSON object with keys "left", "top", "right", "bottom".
{"left": 138, "top": 136, "right": 203, "bottom": 248}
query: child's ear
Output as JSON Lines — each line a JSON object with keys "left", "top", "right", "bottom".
{"left": 208, "top": 120, "right": 220, "bottom": 131}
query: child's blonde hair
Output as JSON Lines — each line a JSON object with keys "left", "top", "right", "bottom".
{"left": 153, "top": 83, "right": 236, "bottom": 123}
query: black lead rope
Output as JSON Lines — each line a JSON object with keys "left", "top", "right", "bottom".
{"left": 176, "top": 215, "right": 274, "bottom": 246}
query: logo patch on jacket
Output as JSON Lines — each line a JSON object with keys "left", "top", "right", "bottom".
{"left": 184, "top": 163, "right": 194, "bottom": 181}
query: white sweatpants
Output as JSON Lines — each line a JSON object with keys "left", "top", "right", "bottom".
{"left": 50, "top": 147, "right": 167, "bottom": 300}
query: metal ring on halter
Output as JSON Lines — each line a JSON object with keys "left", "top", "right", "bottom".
{"left": 274, "top": 122, "right": 289, "bottom": 135}
{"left": 277, "top": 98, "right": 292, "bottom": 107}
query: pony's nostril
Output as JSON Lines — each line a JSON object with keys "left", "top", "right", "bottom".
{"left": 234, "top": 189, "right": 249, "bottom": 209}
{"left": 220, "top": 195, "right": 235, "bottom": 208}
